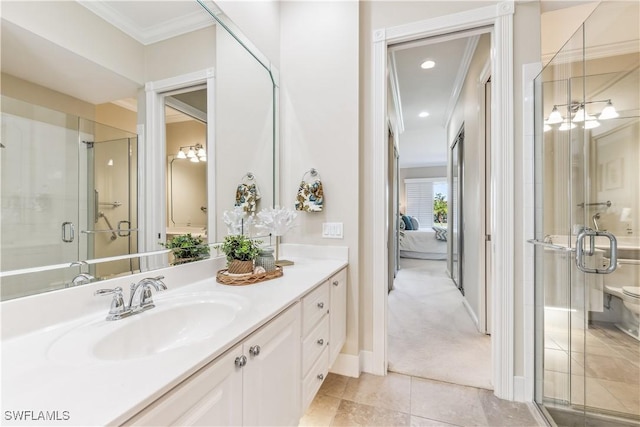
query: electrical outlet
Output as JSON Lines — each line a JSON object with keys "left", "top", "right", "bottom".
{"left": 322, "top": 222, "right": 343, "bottom": 239}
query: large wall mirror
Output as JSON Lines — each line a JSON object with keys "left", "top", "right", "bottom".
{"left": 0, "top": 1, "right": 277, "bottom": 300}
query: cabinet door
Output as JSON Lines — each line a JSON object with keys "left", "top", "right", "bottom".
{"left": 127, "top": 345, "right": 243, "bottom": 426}
{"left": 242, "top": 303, "right": 301, "bottom": 426}
{"left": 329, "top": 268, "right": 347, "bottom": 366}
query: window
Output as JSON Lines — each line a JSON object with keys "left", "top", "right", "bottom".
{"left": 405, "top": 178, "right": 447, "bottom": 228}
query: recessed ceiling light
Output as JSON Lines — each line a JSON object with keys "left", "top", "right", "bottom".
{"left": 420, "top": 60, "right": 435, "bottom": 69}
{"left": 419, "top": 111, "right": 430, "bottom": 118}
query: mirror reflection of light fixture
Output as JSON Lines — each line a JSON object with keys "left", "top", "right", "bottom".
{"left": 544, "top": 99, "right": 618, "bottom": 131}
{"left": 559, "top": 120, "right": 576, "bottom": 131}
{"left": 176, "top": 143, "right": 206, "bottom": 163}
{"left": 599, "top": 100, "right": 619, "bottom": 120}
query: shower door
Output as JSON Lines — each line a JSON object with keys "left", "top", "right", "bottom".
{"left": 81, "top": 119, "right": 139, "bottom": 279}
{"left": 533, "top": 2, "right": 640, "bottom": 425}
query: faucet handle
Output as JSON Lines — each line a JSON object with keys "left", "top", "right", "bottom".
{"left": 95, "top": 287, "right": 131, "bottom": 321}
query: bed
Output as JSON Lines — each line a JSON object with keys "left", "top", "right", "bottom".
{"left": 399, "top": 228, "right": 447, "bottom": 260}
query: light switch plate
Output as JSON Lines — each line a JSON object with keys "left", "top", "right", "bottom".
{"left": 322, "top": 222, "right": 343, "bottom": 239}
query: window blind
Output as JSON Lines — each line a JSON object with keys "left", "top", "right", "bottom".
{"left": 406, "top": 181, "right": 433, "bottom": 228}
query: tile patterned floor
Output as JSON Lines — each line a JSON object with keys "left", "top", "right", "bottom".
{"left": 300, "top": 372, "right": 541, "bottom": 427}
{"left": 543, "top": 322, "right": 640, "bottom": 419}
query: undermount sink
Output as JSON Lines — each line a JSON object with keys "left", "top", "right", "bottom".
{"left": 48, "top": 292, "right": 250, "bottom": 363}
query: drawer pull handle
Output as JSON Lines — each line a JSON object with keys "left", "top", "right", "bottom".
{"left": 235, "top": 355, "right": 247, "bottom": 368}
{"left": 333, "top": 280, "right": 339, "bottom": 286}
{"left": 317, "top": 302, "right": 324, "bottom": 309}
{"left": 317, "top": 373, "right": 324, "bottom": 380}
{"left": 249, "top": 345, "right": 261, "bottom": 357}
{"left": 317, "top": 338, "right": 324, "bottom": 346}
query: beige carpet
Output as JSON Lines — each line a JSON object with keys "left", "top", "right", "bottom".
{"left": 388, "top": 258, "right": 493, "bottom": 390}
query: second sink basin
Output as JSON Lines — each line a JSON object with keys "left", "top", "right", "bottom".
{"left": 48, "top": 291, "right": 250, "bottom": 363}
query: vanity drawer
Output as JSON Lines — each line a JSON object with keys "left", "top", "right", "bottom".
{"left": 302, "top": 281, "right": 329, "bottom": 335}
{"left": 302, "top": 315, "right": 329, "bottom": 375}
{"left": 301, "top": 346, "right": 329, "bottom": 413}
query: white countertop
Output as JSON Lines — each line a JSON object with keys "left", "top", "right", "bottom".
{"left": 1, "top": 249, "right": 347, "bottom": 426}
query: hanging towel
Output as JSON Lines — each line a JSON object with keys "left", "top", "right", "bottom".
{"left": 235, "top": 173, "right": 261, "bottom": 213}
{"left": 295, "top": 169, "right": 323, "bottom": 212}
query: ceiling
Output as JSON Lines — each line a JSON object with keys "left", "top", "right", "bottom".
{"left": 77, "top": 1, "right": 215, "bottom": 45}
{"left": 391, "top": 36, "right": 477, "bottom": 168}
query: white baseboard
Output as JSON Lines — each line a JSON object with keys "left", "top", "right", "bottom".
{"left": 360, "top": 350, "right": 374, "bottom": 374}
{"left": 462, "top": 298, "right": 480, "bottom": 329}
{"left": 330, "top": 353, "right": 360, "bottom": 378}
{"left": 329, "top": 350, "right": 376, "bottom": 378}
{"left": 513, "top": 375, "right": 527, "bottom": 402}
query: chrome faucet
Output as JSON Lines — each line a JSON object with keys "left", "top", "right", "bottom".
{"left": 95, "top": 276, "right": 167, "bottom": 321}
{"left": 128, "top": 276, "right": 167, "bottom": 311}
{"left": 70, "top": 273, "right": 95, "bottom": 287}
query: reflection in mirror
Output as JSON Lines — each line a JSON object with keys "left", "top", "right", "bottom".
{"left": 165, "top": 88, "right": 208, "bottom": 241}
{"left": 1, "top": 0, "right": 278, "bottom": 300}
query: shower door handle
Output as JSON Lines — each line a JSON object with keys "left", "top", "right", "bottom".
{"left": 62, "top": 222, "right": 75, "bottom": 243}
{"left": 576, "top": 229, "right": 617, "bottom": 274}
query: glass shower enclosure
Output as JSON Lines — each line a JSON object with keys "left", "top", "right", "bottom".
{"left": 1, "top": 96, "right": 138, "bottom": 300}
{"left": 533, "top": 2, "right": 639, "bottom": 426}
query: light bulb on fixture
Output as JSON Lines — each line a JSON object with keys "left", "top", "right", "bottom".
{"left": 573, "top": 106, "right": 595, "bottom": 123}
{"left": 177, "top": 150, "right": 187, "bottom": 159}
{"left": 420, "top": 60, "right": 435, "bottom": 69}
{"left": 418, "top": 111, "right": 429, "bottom": 118}
{"left": 190, "top": 156, "right": 200, "bottom": 163}
{"left": 584, "top": 120, "right": 600, "bottom": 130}
{"left": 547, "top": 106, "right": 563, "bottom": 124}
{"left": 558, "top": 121, "right": 576, "bottom": 131}
{"left": 543, "top": 123, "right": 552, "bottom": 132}
{"left": 186, "top": 148, "right": 196, "bottom": 159}
{"left": 599, "top": 100, "right": 619, "bottom": 120}
{"left": 199, "top": 156, "right": 207, "bottom": 162}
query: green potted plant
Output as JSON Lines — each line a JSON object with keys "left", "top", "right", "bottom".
{"left": 160, "top": 233, "right": 210, "bottom": 265}
{"left": 217, "top": 234, "right": 261, "bottom": 274}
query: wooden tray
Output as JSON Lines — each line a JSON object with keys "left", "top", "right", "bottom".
{"left": 216, "top": 266, "right": 283, "bottom": 286}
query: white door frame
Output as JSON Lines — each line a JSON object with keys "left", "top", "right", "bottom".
{"left": 372, "top": 2, "right": 516, "bottom": 400}
{"left": 142, "top": 69, "right": 216, "bottom": 263}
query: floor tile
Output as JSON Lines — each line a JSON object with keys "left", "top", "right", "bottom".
{"left": 410, "top": 415, "right": 460, "bottom": 426}
{"left": 331, "top": 400, "right": 410, "bottom": 426}
{"left": 410, "top": 377, "right": 489, "bottom": 426}
{"left": 478, "top": 389, "right": 539, "bottom": 426}
{"left": 342, "top": 372, "right": 411, "bottom": 414}
{"left": 598, "top": 378, "right": 640, "bottom": 416}
{"left": 299, "top": 394, "right": 341, "bottom": 427}
{"left": 319, "top": 373, "right": 349, "bottom": 399}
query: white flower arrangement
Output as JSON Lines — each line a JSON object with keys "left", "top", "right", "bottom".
{"left": 223, "top": 206, "right": 254, "bottom": 235}
{"left": 255, "top": 206, "right": 297, "bottom": 237}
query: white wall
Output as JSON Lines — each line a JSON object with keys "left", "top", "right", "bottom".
{"left": 215, "top": 26, "right": 274, "bottom": 241}
{"left": 280, "top": 1, "right": 360, "bottom": 356}
{"left": 447, "top": 33, "right": 490, "bottom": 325}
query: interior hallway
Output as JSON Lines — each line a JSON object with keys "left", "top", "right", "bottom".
{"left": 388, "top": 258, "right": 492, "bottom": 390}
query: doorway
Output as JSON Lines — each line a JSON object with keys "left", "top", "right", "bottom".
{"left": 372, "top": 4, "right": 515, "bottom": 399}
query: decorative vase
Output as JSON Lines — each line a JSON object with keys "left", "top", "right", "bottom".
{"left": 228, "top": 259, "right": 254, "bottom": 274}
{"left": 255, "top": 248, "right": 276, "bottom": 272}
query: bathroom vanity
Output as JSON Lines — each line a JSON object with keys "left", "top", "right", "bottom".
{"left": 1, "top": 246, "right": 348, "bottom": 426}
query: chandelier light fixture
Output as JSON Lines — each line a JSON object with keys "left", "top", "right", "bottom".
{"left": 176, "top": 143, "right": 206, "bottom": 163}
{"left": 544, "top": 99, "right": 618, "bottom": 132}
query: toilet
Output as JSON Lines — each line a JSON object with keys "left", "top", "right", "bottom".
{"left": 603, "top": 259, "right": 640, "bottom": 340}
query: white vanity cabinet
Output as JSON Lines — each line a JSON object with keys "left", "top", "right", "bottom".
{"left": 300, "top": 267, "right": 347, "bottom": 412}
{"left": 127, "top": 303, "right": 301, "bottom": 426}
{"left": 329, "top": 267, "right": 347, "bottom": 365}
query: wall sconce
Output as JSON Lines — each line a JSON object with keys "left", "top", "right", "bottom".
{"left": 176, "top": 143, "right": 207, "bottom": 162}
{"left": 545, "top": 99, "right": 618, "bottom": 131}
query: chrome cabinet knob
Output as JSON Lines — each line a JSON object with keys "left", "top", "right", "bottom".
{"left": 332, "top": 280, "right": 339, "bottom": 286}
{"left": 317, "top": 338, "right": 324, "bottom": 346}
{"left": 235, "top": 355, "right": 247, "bottom": 368}
{"left": 249, "top": 345, "right": 261, "bottom": 357}
{"left": 317, "top": 302, "right": 324, "bottom": 309}
{"left": 317, "top": 373, "right": 324, "bottom": 380}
